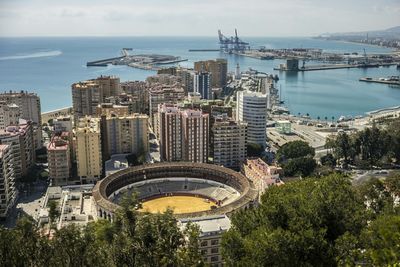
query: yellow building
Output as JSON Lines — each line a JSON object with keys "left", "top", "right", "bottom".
{"left": 75, "top": 117, "right": 102, "bottom": 184}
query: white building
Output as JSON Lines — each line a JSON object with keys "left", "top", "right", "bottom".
{"left": 179, "top": 215, "right": 231, "bottom": 267}
{"left": 236, "top": 90, "right": 267, "bottom": 147}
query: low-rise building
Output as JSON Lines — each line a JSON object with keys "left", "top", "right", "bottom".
{"left": 53, "top": 116, "right": 73, "bottom": 133}
{"left": 276, "top": 120, "right": 292, "bottom": 134}
{"left": 179, "top": 215, "right": 231, "bottom": 267}
{"left": 37, "top": 185, "right": 97, "bottom": 229}
{"left": 241, "top": 158, "right": 284, "bottom": 196}
{"left": 0, "top": 144, "right": 16, "bottom": 218}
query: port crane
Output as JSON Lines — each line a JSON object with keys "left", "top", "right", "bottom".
{"left": 218, "top": 29, "right": 250, "bottom": 53}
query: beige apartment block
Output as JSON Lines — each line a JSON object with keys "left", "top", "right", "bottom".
{"left": 75, "top": 117, "right": 102, "bottom": 184}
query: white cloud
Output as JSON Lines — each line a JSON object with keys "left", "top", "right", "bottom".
{"left": 0, "top": 0, "right": 399, "bottom": 36}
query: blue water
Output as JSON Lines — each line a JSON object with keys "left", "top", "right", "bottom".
{"left": 0, "top": 37, "right": 399, "bottom": 119}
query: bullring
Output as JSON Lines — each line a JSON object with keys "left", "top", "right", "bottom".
{"left": 93, "top": 162, "right": 258, "bottom": 220}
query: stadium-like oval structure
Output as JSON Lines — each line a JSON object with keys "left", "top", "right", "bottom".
{"left": 93, "top": 162, "right": 258, "bottom": 220}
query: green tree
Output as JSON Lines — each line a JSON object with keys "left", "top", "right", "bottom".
{"left": 356, "top": 126, "right": 391, "bottom": 167}
{"left": 320, "top": 153, "right": 336, "bottom": 167}
{"left": 361, "top": 215, "right": 400, "bottom": 265}
{"left": 48, "top": 200, "right": 60, "bottom": 234}
{"left": 283, "top": 156, "right": 317, "bottom": 177}
{"left": 276, "top": 140, "right": 315, "bottom": 163}
{"left": 387, "top": 119, "right": 400, "bottom": 163}
{"left": 276, "top": 141, "right": 316, "bottom": 177}
{"left": 222, "top": 174, "right": 367, "bottom": 266}
{"left": 247, "top": 143, "right": 264, "bottom": 157}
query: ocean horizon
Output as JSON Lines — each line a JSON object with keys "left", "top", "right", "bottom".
{"left": 0, "top": 36, "right": 399, "bottom": 118}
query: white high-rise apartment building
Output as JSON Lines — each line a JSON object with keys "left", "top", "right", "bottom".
{"left": 236, "top": 90, "right": 267, "bottom": 147}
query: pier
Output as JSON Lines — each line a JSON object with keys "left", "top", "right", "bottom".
{"left": 359, "top": 77, "right": 400, "bottom": 86}
{"left": 189, "top": 49, "right": 220, "bottom": 52}
{"left": 86, "top": 56, "right": 125, "bottom": 67}
{"left": 274, "top": 58, "right": 400, "bottom": 72}
{"left": 86, "top": 50, "right": 188, "bottom": 70}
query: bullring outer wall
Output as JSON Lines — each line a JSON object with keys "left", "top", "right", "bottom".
{"left": 92, "top": 162, "right": 258, "bottom": 220}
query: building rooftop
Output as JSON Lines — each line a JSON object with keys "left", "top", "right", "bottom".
{"left": 72, "top": 81, "right": 99, "bottom": 89}
{"left": 179, "top": 215, "right": 231, "bottom": 237}
{"left": 47, "top": 132, "right": 70, "bottom": 151}
{"left": 0, "top": 90, "right": 38, "bottom": 97}
{"left": 0, "top": 123, "right": 31, "bottom": 138}
{"left": 105, "top": 154, "right": 129, "bottom": 176}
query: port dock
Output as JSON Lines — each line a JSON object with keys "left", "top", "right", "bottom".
{"left": 359, "top": 76, "right": 400, "bottom": 86}
{"left": 189, "top": 49, "right": 220, "bottom": 52}
{"left": 86, "top": 50, "right": 187, "bottom": 70}
{"left": 86, "top": 56, "right": 125, "bottom": 67}
{"left": 274, "top": 58, "right": 400, "bottom": 72}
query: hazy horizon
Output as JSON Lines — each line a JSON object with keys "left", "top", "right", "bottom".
{"left": 0, "top": 0, "right": 399, "bottom": 37}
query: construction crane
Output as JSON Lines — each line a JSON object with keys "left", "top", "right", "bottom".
{"left": 363, "top": 48, "right": 369, "bottom": 64}
{"left": 218, "top": 29, "right": 250, "bottom": 53}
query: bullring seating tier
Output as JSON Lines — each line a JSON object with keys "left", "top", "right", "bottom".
{"left": 110, "top": 178, "right": 241, "bottom": 205}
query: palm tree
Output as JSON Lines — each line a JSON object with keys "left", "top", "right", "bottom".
{"left": 317, "top": 116, "right": 320, "bottom": 123}
{"left": 324, "top": 116, "right": 328, "bottom": 124}
{"left": 331, "top": 116, "right": 335, "bottom": 123}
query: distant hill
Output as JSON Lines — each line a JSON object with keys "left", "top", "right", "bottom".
{"left": 319, "top": 26, "right": 400, "bottom": 39}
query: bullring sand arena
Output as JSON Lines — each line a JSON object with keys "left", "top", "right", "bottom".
{"left": 140, "top": 195, "right": 216, "bottom": 214}
{"left": 93, "top": 162, "right": 258, "bottom": 219}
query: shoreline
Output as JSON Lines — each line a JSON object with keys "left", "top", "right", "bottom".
{"left": 314, "top": 37, "right": 398, "bottom": 53}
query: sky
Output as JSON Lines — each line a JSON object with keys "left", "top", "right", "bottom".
{"left": 0, "top": 0, "right": 399, "bottom": 37}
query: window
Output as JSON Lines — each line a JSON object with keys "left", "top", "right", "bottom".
{"left": 211, "top": 239, "right": 219, "bottom": 246}
{"left": 200, "top": 240, "right": 208, "bottom": 247}
{"left": 210, "top": 256, "right": 219, "bottom": 262}
{"left": 211, "top": 247, "right": 219, "bottom": 254}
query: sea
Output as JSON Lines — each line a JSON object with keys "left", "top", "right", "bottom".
{"left": 0, "top": 36, "right": 399, "bottom": 119}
